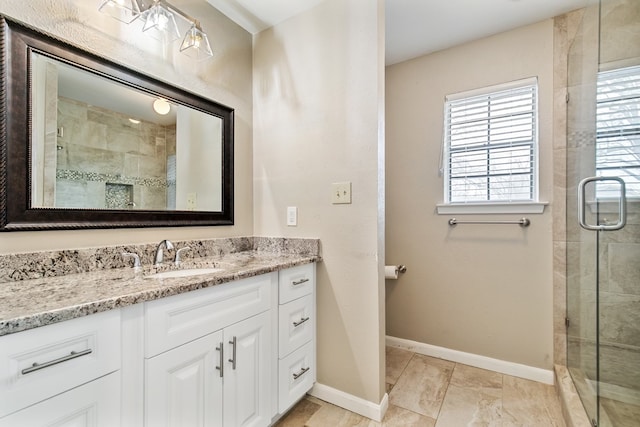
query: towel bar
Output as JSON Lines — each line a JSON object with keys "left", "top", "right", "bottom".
{"left": 448, "top": 217, "right": 530, "bottom": 227}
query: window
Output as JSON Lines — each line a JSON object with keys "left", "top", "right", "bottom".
{"left": 443, "top": 79, "right": 538, "bottom": 206}
{"left": 596, "top": 65, "right": 640, "bottom": 199}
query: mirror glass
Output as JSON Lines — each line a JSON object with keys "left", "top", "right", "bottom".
{"left": 30, "top": 52, "right": 222, "bottom": 212}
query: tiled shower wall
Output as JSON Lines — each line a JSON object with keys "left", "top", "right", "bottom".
{"left": 53, "top": 97, "right": 176, "bottom": 210}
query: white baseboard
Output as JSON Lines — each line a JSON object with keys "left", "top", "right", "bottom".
{"left": 386, "top": 335, "right": 554, "bottom": 385}
{"left": 309, "top": 383, "right": 389, "bottom": 422}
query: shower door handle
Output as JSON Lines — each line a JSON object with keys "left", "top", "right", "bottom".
{"left": 578, "top": 176, "right": 626, "bottom": 231}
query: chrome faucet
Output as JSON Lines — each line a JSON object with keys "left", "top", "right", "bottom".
{"left": 154, "top": 240, "right": 175, "bottom": 266}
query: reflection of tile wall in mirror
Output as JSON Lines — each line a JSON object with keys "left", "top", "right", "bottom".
{"left": 167, "top": 155, "right": 176, "bottom": 210}
{"left": 43, "top": 62, "right": 58, "bottom": 207}
{"left": 55, "top": 179, "right": 105, "bottom": 209}
{"left": 55, "top": 97, "right": 172, "bottom": 210}
{"left": 105, "top": 183, "right": 134, "bottom": 209}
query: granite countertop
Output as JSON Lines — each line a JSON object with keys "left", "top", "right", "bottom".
{"left": 0, "top": 251, "right": 319, "bottom": 337}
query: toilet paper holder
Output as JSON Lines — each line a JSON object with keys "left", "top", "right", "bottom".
{"left": 385, "top": 264, "right": 407, "bottom": 280}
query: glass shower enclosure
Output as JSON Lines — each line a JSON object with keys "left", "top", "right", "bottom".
{"left": 566, "top": 0, "right": 640, "bottom": 426}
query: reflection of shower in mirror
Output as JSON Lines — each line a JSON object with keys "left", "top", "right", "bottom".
{"left": 29, "top": 51, "right": 223, "bottom": 212}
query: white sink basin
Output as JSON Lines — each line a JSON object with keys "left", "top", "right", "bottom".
{"left": 145, "top": 268, "right": 224, "bottom": 279}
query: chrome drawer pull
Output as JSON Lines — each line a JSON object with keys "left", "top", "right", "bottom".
{"left": 228, "top": 336, "right": 237, "bottom": 370}
{"left": 293, "top": 317, "right": 310, "bottom": 327}
{"left": 293, "top": 366, "right": 310, "bottom": 380}
{"left": 292, "top": 278, "right": 309, "bottom": 286}
{"left": 21, "top": 349, "right": 92, "bottom": 375}
{"left": 216, "top": 343, "right": 224, "bottom": 377}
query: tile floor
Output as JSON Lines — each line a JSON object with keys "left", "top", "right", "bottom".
{"left": 275, "top": 346, "right": 566, "bottom": 426}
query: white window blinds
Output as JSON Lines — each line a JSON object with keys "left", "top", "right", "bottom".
{"left": 444, "top": 80, "right": 538, "bottom": 204}
{"left": 596, "top": 65, "right": 640, "bottom": 199}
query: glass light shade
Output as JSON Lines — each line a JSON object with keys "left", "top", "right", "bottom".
{"left": 179, "top": 24, "right": 213, "bottom": 61}
{"left": 141, "top": 4, "right": 180, "bottom": 44}
{"left": 98, "top": 0, "right": 141, "bottom": 24}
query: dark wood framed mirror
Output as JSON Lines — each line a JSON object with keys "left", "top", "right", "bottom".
{"left": 0, "top": 16, "right": 234, "bottom": 231}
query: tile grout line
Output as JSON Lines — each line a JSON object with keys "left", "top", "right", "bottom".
{"left": 432, "top": 361, "right": 458, "bottom": 424}
{"left": 388, "top": 349, "right": 442, "bottom": 424}
{"left": 389, "top": 350, "right": 417, "bottom": 392}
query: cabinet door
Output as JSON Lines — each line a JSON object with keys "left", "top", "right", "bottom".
{"left": 145, "top": 331, "right": 223, "bottom": 427}
{"left": 0, "top": 371, "right": 120, "bottom": 427}
{"left": 223, "top": 311, "right": 271, "bottom": 427}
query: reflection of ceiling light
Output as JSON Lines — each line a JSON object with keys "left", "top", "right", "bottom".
{"left": 99, "top": 0, "right": 214, "bottom": 61}
{"left": 129, "top": 118, "right": 141, "bottom": 124}
{"left": 153, "top": 98, "right": 171, "bottom": 115}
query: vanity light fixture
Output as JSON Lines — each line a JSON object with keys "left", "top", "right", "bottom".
{"left": 179, "top": 21, "right": 213, "bottom": 61}
{"left": 128, "top": 118, "right": 141, "bottom": 124}
{"left": 98, "top": 0, "right": 214, "bottom": 60}
{"left": 153, "top": 98, "right": 171, "bottom": 115}
{"left": 98, "top": 0, "right": 141, "bottom": 24}
{"left": 141, "top": 1, "right": 180, "bottom": 44}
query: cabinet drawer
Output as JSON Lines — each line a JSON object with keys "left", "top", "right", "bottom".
{"left": 279, "top": 264, "right": 314, "bottom": 304}
{"left": 278, "top": 294, "right": 313, "bottom": 357}
{"left": 278, "top": 341, "right": 315, "bottom": 413}
{"left": 145, "top": 273, "right": 274, "bottom": 357}
{"left": 0, "top": 309, "right": 121, "bottom": 418}
{"left": 0, "top": 371, "right": 121, "bottom": 427}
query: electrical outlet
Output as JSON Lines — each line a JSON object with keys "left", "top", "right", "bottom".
{"left": 186, "top": 192, "right": 197, "bottom": 210}
{"left": 332, "top": 182, "right": 352, "bottom": 204}
{"left": 287, "top": 206, "right": 297, "bottom": 226}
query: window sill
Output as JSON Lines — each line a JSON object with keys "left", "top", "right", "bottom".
{"left": 436, "top": 202, "right": 548, "bottom": 215}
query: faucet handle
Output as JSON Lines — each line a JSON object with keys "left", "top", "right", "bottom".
{"left": 175, "top": 246, "right": 191, "bottom": 266}
{"left": 122, "top": 252, "right": 141, "bottom": 269}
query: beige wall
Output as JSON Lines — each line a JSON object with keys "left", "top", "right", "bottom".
{"left": 253, "top": 0, "right": 386, "bottom": 404}
{"left": 386, "top": 20, "right": 556, "bottom": 370}
{"left": 0, "top": 0, "right": 253, "bottom": 253}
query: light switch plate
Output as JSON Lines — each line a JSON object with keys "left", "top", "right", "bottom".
{"left": 287, "top": 206, "right": 297, "bottom": 226}
{"left": 332, "top": 182, "right": 352, "bottom": 204}
{"left": 186, "top": 192, "right": 197, "bottom": 210}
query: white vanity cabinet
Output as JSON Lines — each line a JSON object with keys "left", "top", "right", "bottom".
{"left": 276, "top": 263, "right": 316, "bottom": 413}
{"left": 0, "top": 309, "right": 122, "bottom": 426}
{"left": 0, "top": 261, "right": 316, "bottom": 427}
{"left": 144, "top": 273, "right": 274, "bottom": 427}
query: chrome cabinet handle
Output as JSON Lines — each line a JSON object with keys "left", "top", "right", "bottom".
{"left": 292, "top": 278, "right": 309, "bottom": 286}
{"left": 293, "top": 366, "right": 310, "bottom": 380}
{"left": 21, "top": 349, "right": 92, "bottom": 375}
{"left": 293, "top": 317, "right": 310, "bottom": 328}
{"left": 578, "top": 176, "right": 627, "bottom": 231}
{"left": 228, "top": 336, "right": 237, "bottom": 370}
{"left": 216, "top": 343, "right": 224, "bottom": 377}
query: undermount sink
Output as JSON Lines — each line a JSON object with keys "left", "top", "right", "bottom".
{"left": 145, "top": 268, "right": 224, "bottom": 279}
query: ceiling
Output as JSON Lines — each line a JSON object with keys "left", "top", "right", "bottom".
{"left": 206, "top": 0, "right": 591, "bottom": 65}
